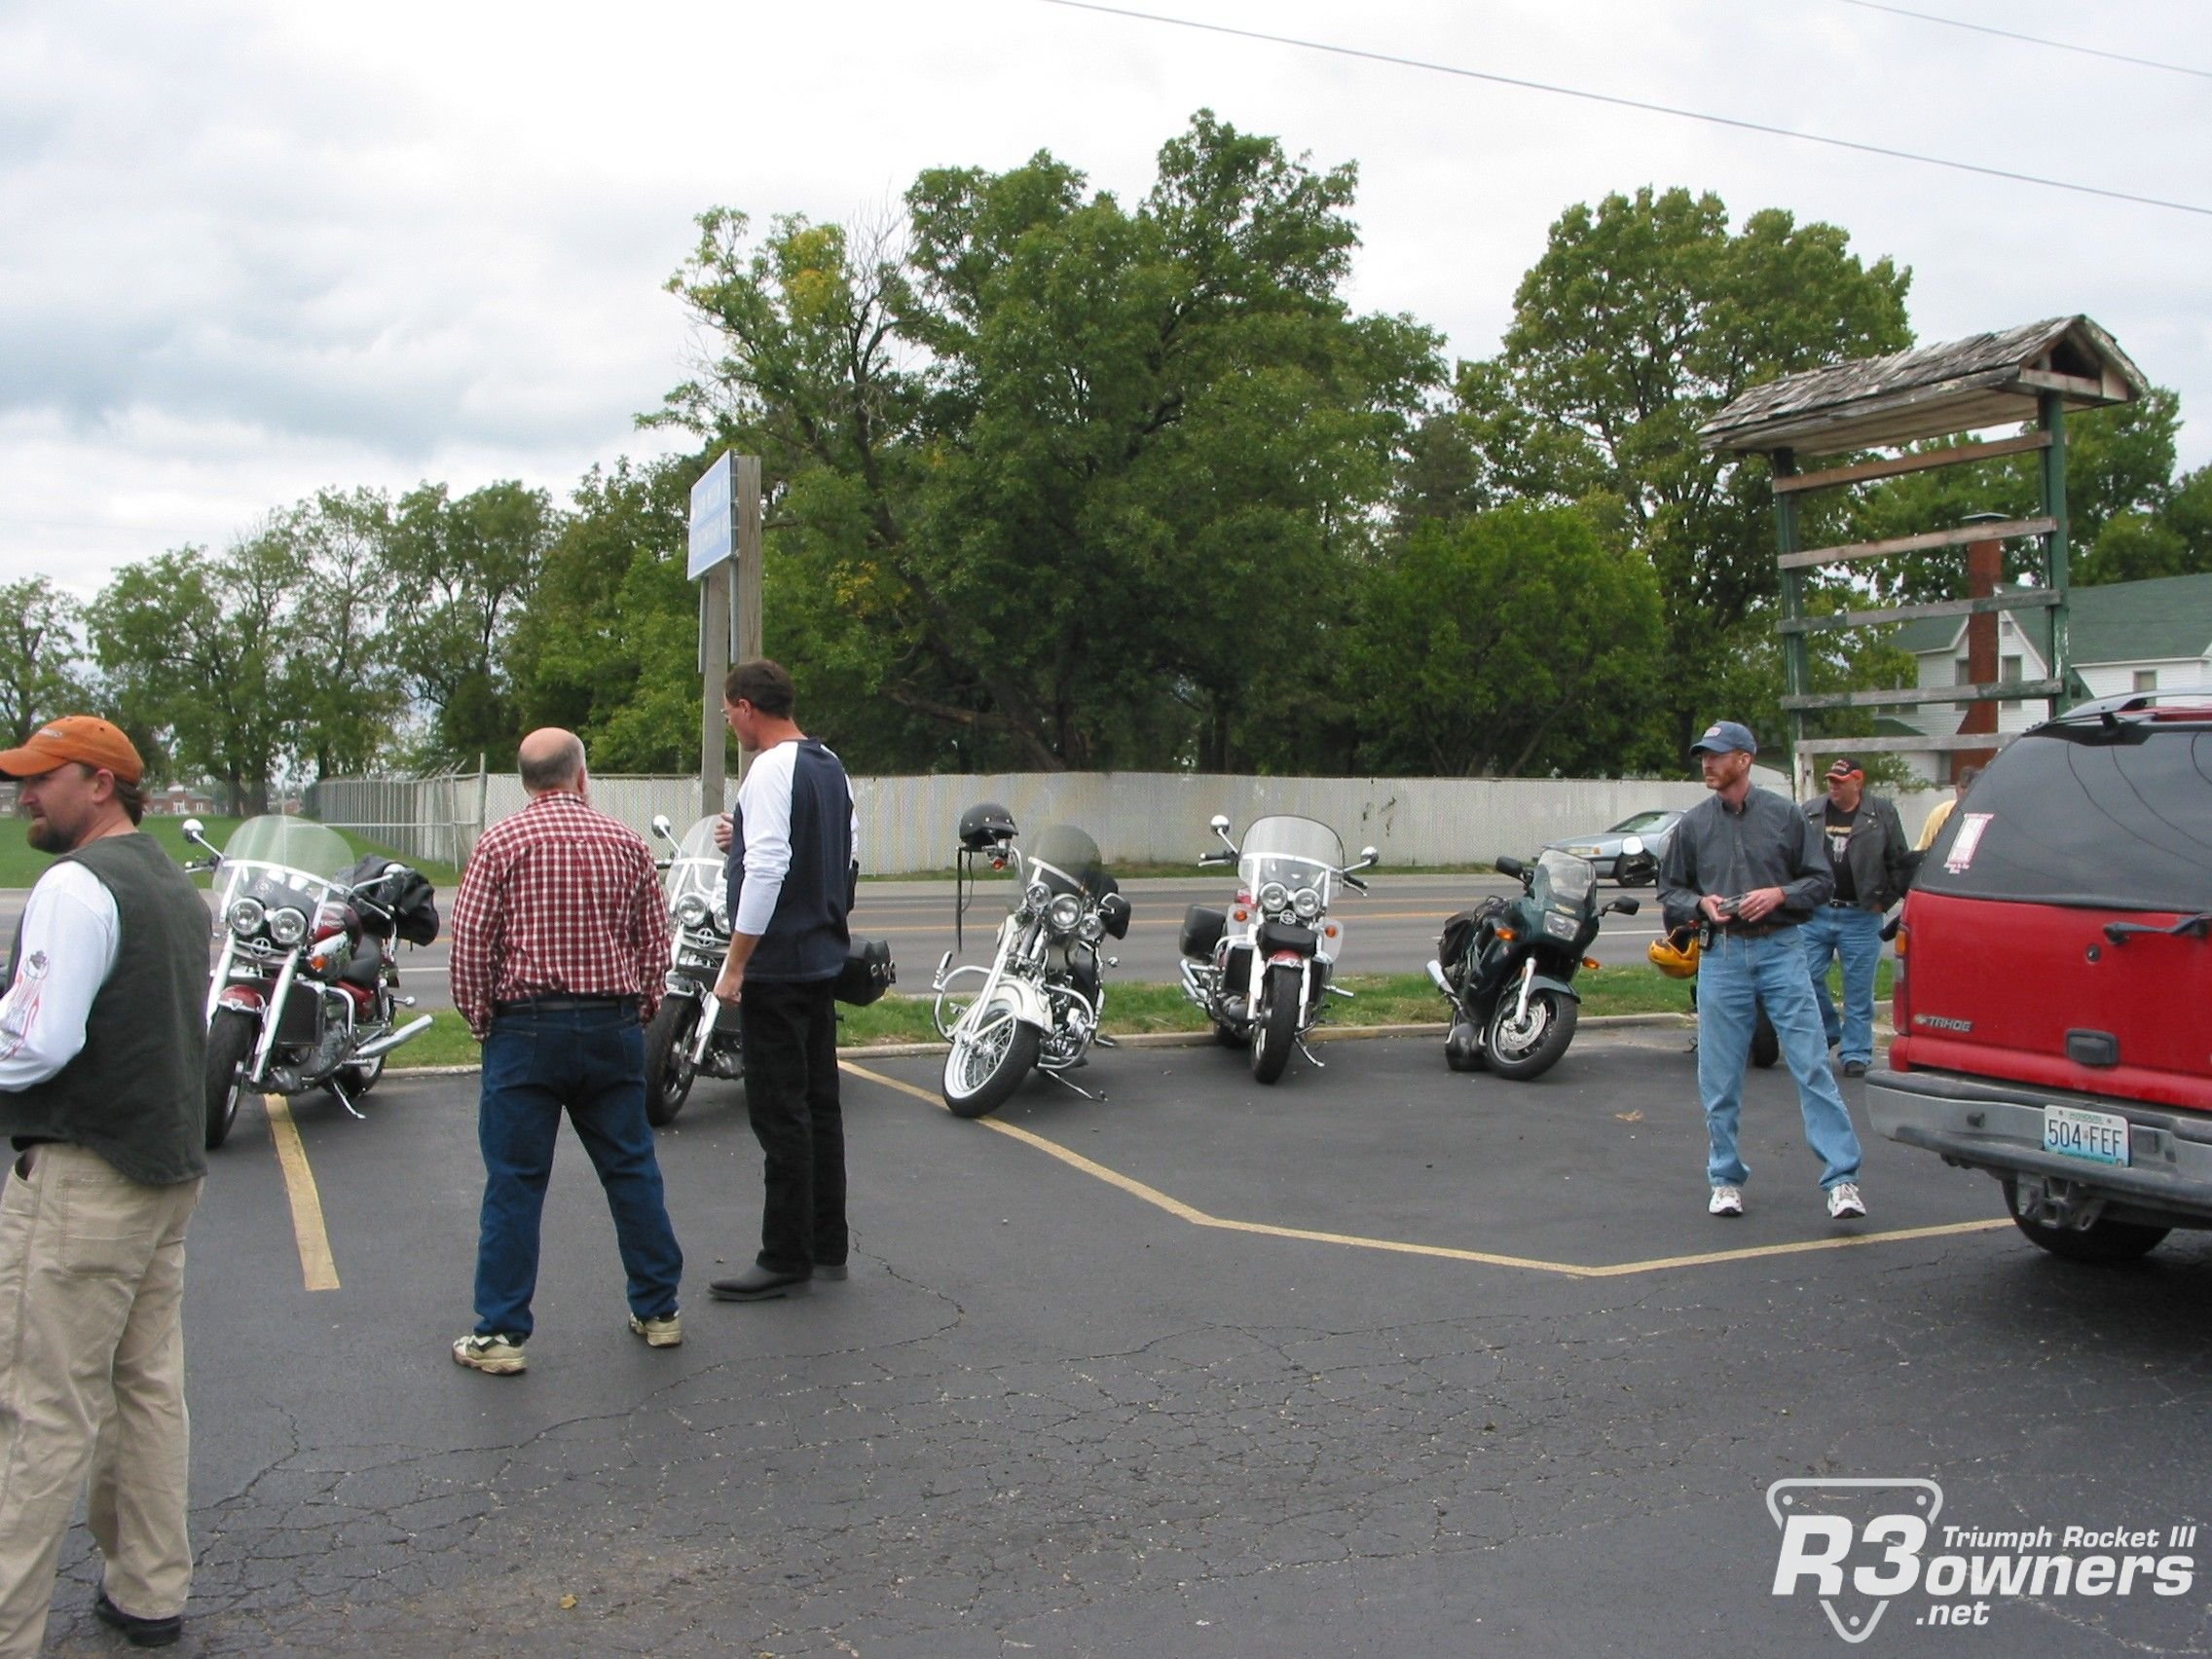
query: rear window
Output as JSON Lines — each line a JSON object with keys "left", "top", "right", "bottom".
{"left": 1917, "top": 722, "right": 2212, "bottom": 913}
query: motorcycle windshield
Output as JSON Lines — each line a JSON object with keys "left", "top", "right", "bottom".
{"left": 665, "top": 815, "right": 727, "bottom": 907}
{"left": 216, "top": 817, "right": 352, "bottom": 913}
{"left": 1240, "top": 816, "right": 1345, "bottom": 900}
{"left": 1530, "top": 848, "right": 1597, "bottom": 910}
{"left": 1025, "top": 824, "right": 1105, "bottom": 900}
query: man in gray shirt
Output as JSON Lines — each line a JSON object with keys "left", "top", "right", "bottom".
{"left": 1658, "top": 720, "right": 1865, "bottom": 1222}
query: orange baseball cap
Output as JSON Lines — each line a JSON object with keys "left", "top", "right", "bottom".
{"left": 0, "top": 716, "right": 145, "bottom": 785}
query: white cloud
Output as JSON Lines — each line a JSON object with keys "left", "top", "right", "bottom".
{"left": 4, "top": 0, "right": 2208, "bottom": 586}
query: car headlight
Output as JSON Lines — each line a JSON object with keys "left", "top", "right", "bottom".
{"left": 675, "top": 895, "right": 710, "bottom": 929}
{"left": 1292, "top": 887, "right": 1321, "bottom": 920}
{"left": 1258, "top": 881, "right": 1289, "bottom": 915}
{"left": 1544, "top": 912, "right": 1578, "bottom": 939}
{"left": 1047, "top": 894, "right": 1083, "bottom": 934}
{"left": 227, "top": 898, "right": 266, "bottom": 938}
{"left": 267, "top": 906, "right": 308, "bottom": 946}
{"left": 1025, "top": 880, "right": 1051, "bottom": 912}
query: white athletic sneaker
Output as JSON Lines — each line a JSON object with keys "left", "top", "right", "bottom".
{"left": 1826, "top": 1182, "right": 1866, "bottom": 1220}
{"left": 1709, "top": 1185, "right": 1744, "bottom": 1217}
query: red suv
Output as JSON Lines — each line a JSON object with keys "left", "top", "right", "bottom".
{"left": 1867, "top": 690, "right": 2212, "bottom": 1263}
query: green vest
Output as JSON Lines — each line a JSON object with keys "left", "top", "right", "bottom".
{"left": 1, "top": 831, "right": 209, "bottom": 1184}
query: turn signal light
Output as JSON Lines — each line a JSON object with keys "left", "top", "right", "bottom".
{"left": 1892, "top": 923, "right": 1908, "bottom": 958}
{"left": 1493, "top": 927, "right": 1517, "bottom": 941}
{"left": 1582, "top": 957, "right": 1601, "bottom": 971}
{"left": 1324, "top": 923, "right": 1339, "bottom": 939}
{"left": 1233, "top": 907, "right": 1250, "bottom": 923}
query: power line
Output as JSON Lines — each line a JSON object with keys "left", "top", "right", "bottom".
{"left": 1839, "top": 0, "right": 2212, "bottom": 82}
{"left": 1037, "top": 0, "right": 2212, "bottom": 219}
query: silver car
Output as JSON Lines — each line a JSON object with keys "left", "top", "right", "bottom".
{"left": 1543, "top": 810, "right": 1681, "bottom": 885}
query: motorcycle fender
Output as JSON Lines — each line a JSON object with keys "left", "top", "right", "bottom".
{"left": 216, "top": 985, "right": 268, "bottom": 1014}
{"left": 974, "top": 975, "right": 1052, "bottom": 1032}
{"left": 1525, "top": 973, "right": 1583, "bottom": 1005}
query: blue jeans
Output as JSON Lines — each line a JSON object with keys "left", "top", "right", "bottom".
{"left": 1799, "top": 904, "right": 1883, "bottom": 1067}
{"left": 1696, "top": 930, "right": 1862, "bottom": 1191}
{"left": 473, "top": 1005, "right": 682, "bottom": 1339}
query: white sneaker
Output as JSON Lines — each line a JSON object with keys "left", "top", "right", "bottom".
{"left": 1709, "top": 1185, "right": 1744, "bottom": 1217}
{"left": 1826, "top": 1182, "right": 1866, "bottom": 1220}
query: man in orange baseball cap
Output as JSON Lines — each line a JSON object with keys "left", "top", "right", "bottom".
{"left": 0, "top": 715, "right": 209, "bottom": 1650}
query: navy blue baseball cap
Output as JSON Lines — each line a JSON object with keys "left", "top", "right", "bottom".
{"left": 1690, "top": 719, "right": 1758, "bottom": 756}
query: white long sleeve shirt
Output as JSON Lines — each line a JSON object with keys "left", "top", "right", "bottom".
{"left": 0, "top": 862, "right": 122, "bottom": 1090}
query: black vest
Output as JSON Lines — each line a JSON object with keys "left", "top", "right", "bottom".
{"left": 1, "top": 832, "right": 209, "bottom": 1184}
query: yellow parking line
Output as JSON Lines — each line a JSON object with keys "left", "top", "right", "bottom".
{"left": 837, "top": 1060, "right": 2010, "bottom": 1278}
{"left": 262, "top": 1095, "right": 341, "bottom": 1292}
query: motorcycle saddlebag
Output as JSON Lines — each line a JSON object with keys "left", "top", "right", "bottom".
{"left": 346, "top": 854, "right": 441, "bottom": 946}
{"left": 1180, "top": 904, "right": 1226, "bottom": 959}
{"left": 1437, "top": 898, "right": 1508, "bottom": 970}
{"left": 834, "top": 938, "right": 896, "bottom": 1007}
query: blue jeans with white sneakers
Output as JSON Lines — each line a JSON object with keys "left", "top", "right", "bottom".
{"left": 1696, "top": 928, "right": 1862, "bottom": 1192}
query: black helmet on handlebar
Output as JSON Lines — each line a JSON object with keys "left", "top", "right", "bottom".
{"left": 957, "top": 801, "right": 1017, "bottom": 853}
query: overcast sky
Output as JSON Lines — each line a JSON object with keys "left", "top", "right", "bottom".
{"left": 4, "top": 0, "right": 2207, "bottom": 593}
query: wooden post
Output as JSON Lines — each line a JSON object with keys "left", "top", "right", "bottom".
{"left": 700, "top": 564, "right": 731, "bottom": 811}
{"left": 1771, "top": 448, "right": 1811, "bottom": 795}
{"left": 2040, "top": 391, "right": 2071, "bottom": 713}
{"left": 1956, "top": 530, "right": 2003, "bottom": 778}
{"left": 732, "top": 457, "right": 764, "bottom": 785}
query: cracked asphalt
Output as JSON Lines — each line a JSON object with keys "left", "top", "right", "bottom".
{"left": 40, "top": 1028, "right": 2212, "bottom": 1657}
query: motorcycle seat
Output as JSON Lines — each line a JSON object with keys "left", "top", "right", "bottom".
{"left": 340, "top": 934, "right": 385, "bottom": 991}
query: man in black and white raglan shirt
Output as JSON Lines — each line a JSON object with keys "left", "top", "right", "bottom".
{"left": 708, "top": 659, "right": 861, "bottom": 1303}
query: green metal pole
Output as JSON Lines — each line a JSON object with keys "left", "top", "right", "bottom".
{"left": 1771, "top": 448, "right": 1808, "bottom": 789}
{"left": 2040, "top": 393, "right": 2071, "bottom": 711}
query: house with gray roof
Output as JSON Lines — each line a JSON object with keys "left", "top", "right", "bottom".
{"left": 1884, "top": 571, "right": 2212, "bottom": 779}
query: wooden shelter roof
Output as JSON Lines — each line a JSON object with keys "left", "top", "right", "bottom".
{"left": 1699, "top": 314, "right": 2146, "bottom": 456}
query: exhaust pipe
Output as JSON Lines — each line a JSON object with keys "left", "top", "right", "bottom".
{"left": 1424, "top": 959, "right": 1455, "bottom": 1000}
{"left": 350, "top": 1014, "right": 433, "bottom": 1062}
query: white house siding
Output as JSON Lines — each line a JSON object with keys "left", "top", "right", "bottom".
{"left": 2078, "top": 658, "right": 2211, "bottom": 699}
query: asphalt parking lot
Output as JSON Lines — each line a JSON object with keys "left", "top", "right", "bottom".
{"left": 42, "top": 1028, "right": 2210, "bottom": 1657}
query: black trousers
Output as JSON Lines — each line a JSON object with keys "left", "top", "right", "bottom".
{"left": 738, "top": 977, "right": 846, "bottom": 1273}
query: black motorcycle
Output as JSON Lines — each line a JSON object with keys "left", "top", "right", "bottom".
{"left": 1426, "top": 843, "right": 1643, "bottom": 1081}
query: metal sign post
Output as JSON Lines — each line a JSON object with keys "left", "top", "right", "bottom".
{"left": 688, "top": 452, "right": 764, "bottom": 811}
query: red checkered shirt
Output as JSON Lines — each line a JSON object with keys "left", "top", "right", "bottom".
{"left": 448, "top": 791, "right": 671, "bottom": 1040}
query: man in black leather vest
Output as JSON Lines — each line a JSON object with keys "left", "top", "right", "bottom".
{"left": 0, "top": 718, "right": 209, "bottom": 1653}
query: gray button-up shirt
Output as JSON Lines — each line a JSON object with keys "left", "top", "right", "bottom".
{"left": 1659, "top": 786, "right": 1835, "bottom": 932}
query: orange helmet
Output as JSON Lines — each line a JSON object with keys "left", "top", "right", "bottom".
{"left": 1648, "top": 932, "right": 1701, "bottom": 978}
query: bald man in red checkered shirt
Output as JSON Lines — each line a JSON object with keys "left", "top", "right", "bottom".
{"left": 446, "top": 728, "right": 682, "bottom": 1376}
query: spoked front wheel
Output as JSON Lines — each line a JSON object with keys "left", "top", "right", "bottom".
{"left": 942, "top": 1000, "right": 1040, "bottom": 1120}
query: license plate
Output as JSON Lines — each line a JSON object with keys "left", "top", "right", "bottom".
{"left": 2043, "top": 1104, "right": 2131, "bottom": 1167}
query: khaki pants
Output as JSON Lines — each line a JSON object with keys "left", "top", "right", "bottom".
{"left": 0, "top": 1144, "right": 201, "bottom": 1657}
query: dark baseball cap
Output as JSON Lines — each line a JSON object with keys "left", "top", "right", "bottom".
{"left": 1689, "top": 720, "right": 1757, "bottom": 756}
{"left": 1825, "top": 756, "right": 1865, "bottom": 780}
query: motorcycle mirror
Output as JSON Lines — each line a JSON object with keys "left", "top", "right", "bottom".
{"left": 1613, "top": 898, "right": 1641, "bottom": 915}
{"left": 650, "top": 813, "right": 675, "bottom": 841}
{"left": 1357, "top": 846, "right": 1380, "bottom": 868}
{"left": 1208, "top": 814, "right": 1230, "bottom": 833}
{"left": 181, "top": 817, "right": 203, "bottom": 839}
{"left": 1494, "top": 855, "right": 1526, "bottom": 880}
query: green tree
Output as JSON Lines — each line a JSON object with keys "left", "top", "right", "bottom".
{"left": 1450, "top": 187, "right": 1913, "bottom": 753}
{"left": 87, "top": 537, "right": 301, "bottom": 812}
{"left": 379, "top": 481, "right": 556, "bottom": 763}
{"left": 1341, "top": 503, "right": 1666, "bottom": 777}
{"left": 0, "top": 576, "right": 94, "bottom": 746}
{"left": 272, "top": 489, "right": 408, "bottom": 777}
{"left": 653, "top": 112, "right": 1439, "bottom": 773}
{"left": 508, "top": 459, "right": 702, "bottom": 772}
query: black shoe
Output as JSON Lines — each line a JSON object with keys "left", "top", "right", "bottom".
{"left": 1842, "top": 1059, "right": 1868, "bottom": 1078}
{"left": 709, "top": 1264, "right": 811, "bottom": 1301}
{"left": 814, "top": 1262, "right": 849, "bottom": 1281}
{"left": 95, "top": 1590, "right": 182, "bottom": 1648}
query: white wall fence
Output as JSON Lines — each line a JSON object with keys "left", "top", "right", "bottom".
{"left": 308, "top": 766, "right": 1940, "bottom": 874}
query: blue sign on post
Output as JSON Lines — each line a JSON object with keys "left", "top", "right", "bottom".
{"left": 687, "top": 451, "right": 734, "bottom": 579}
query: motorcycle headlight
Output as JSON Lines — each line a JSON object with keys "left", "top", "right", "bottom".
{"left": 1292, "top": 887, "right": 1321, "bottom": 920}
{"left": 1025, "top": 880, "right": 1051, "bottom": 912}
{"left": 712, "top": 894, "right": 729, "bottom": 930}
{"left": 675, "top": 895, "right": 711, "bottom": 930}
{"left": 1544, "top": 911, "right": 1578, "bottom": 940}
{"left": 268, "top": 906, "right": 308, "bottom": 946}
{"left": 227, "top": 898, "right": 266, "bottom": 939}
{"left": 1078, "top": 911, "right": 1104, "bottom": 943}
{"left": 1047, "top": 894, "right": 1083, "bottom": 934}
{"left": 1259, "top": 881, "right": 1289, "bottom": 915}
